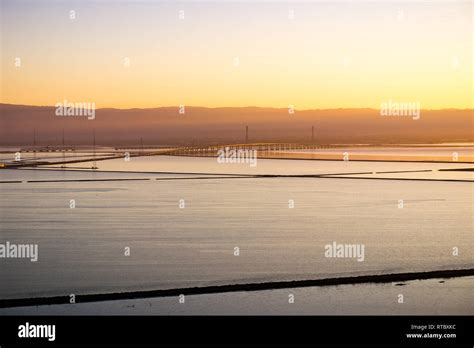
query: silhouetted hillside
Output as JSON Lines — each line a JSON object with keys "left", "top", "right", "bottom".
{"left": 0, "top": 104, "right": 472, "bottom": 146}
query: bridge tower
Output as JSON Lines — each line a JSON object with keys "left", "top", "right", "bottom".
{"left": 61, "top": 129, "right": 66, "bottom": 168}
{"left": 92, "top": 129, "right": 97, "bottom": 169}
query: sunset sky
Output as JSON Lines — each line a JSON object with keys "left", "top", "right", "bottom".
{"left": 1, "top": 0, "right": 472, "bottom": 109}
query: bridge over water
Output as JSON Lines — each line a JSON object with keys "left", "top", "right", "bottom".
{"left": 158, "top": 143, "right": 336, "bottom": 156}
{"left": 1, "top": 143, "right": 333, "bottom": 168}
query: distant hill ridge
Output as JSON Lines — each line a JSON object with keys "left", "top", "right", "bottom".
{"left": 1, "top": 103, "right": 472, "bottom": 146}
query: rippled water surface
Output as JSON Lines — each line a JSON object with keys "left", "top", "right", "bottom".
{"left": 1, "top": 156, "right": 472, "bottom": 300}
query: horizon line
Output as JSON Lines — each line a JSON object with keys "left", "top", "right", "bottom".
{"left": 1, "top": 102, "right": 473, "bottom": 112}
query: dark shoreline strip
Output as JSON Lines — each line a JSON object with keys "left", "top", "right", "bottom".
{"left": 439, "top": 168, "right": 474, "bottom": 172}
{"left": 316, "top": 175, "right": 473, "bottom": 183}
{"left": 1, "top": 155, "right": 121, "bottom": 168}
{"left": 15, "top": 168, "right": 256, "bottom": 177}
{"left": 1, "top": 268, "right": 472, "bottom": 309}
{"left": 26, "top": 178, "right": 152, "bottom": 183}
{"left": 2, "top": 174, "right": 472, "bottom": 184}
{"left": 374, "top": 170, "right": 433, "bottom": 174}
{"left": 153, "top": 176, "right": 254, "bottom": 181}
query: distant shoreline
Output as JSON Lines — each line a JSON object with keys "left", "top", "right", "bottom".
{"left": 1, "top": 268, "right": 473, "bottom": 309}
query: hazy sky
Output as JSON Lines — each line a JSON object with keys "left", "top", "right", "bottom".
{"left": 1, "top": 0, "right": 472, "bottom": 109}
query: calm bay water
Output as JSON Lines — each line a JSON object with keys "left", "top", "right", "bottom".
{"left": 0, "top": 157, "right": 472, "bottom": 300}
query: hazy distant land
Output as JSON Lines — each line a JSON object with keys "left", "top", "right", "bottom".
{"left": 1, "top": 104, "right": 472, "bottom": 146}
